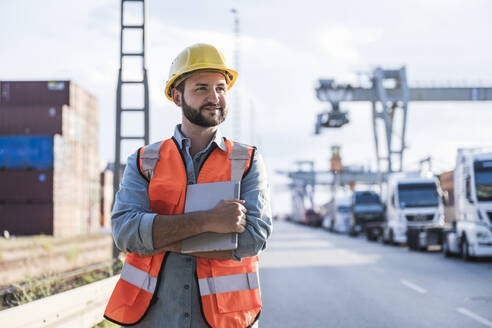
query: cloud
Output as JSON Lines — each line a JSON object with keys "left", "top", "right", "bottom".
{"left": 313, "top": 23, "right": 384, "bottom": 77}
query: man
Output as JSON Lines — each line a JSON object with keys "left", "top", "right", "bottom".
{"left": 104, "top": 43, "right": 272, "bottom": 328}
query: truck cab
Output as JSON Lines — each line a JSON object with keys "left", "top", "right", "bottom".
{"left": 444, "top": 150, "right": 492, "bottom": 260}
{"left": 383, "top": 173, "right": 443, "bottom": 245}
{"left": 349, "top": 191, "right": 385, "bottom": 239}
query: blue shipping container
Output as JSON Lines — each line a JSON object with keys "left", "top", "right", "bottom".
{"left": 0, "top": 136, "right": 54, "bottom": 169}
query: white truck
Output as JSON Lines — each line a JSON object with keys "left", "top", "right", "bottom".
{"left": 442, "top": 149, "right": 492, "bottom": 260}
{"left": 383, "top": 172, "right": 444, "bottom": 248}
{"left": 321, "top": 194, "right": 351, "bottom": 233}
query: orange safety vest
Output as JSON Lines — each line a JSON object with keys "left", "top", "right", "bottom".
{"left": 104, "top": 137, "right": 262, "bottom": 327}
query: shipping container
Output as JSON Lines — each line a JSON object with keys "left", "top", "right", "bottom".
{"left": 0, "top": 170, "right": 53, "bottom": 203}
{"left": 0, "top": 105, "right": 63, "bottom": 135}
{"left": 0, "top": 136, "right": 53, "bottom": 169}
{"left": 0, "top": 81, "right": 98, "bottom": 114}
{"left": 0, "top": 81, "right": 101, "bottom": 237}
{"left": 0, "top": 203, "right": 54, "bottom": 235}
{"left": 0, "top": 81, "right": 70, "bottom": 106}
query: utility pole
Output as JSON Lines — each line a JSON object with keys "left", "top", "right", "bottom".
{"left": 231, "top": 8, "right": 241, "bottom": 140}
{"left": 113, "top": 0, "right": 150, "bottom": 269}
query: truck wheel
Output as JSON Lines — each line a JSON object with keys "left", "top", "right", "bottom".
{"left": 407, "top": 230, "right": 416, "bottom": 250}
{"left": 461, "top": 235, "right": 472, "bottom": 262}
{"left": 389, "top": 229, "right": 395, "bottom": 245}
{"left": 442, "top": 237, "right": 451, "bottom": 257}
{"left": 382, "top": 229, "right": 389, "bottom": 244}
{"left": 417, "top": 231, "right": 427, "bottom": 252}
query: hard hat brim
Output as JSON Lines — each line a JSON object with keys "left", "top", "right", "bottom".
{"left": 164, "top": 66, "right": 238, "bottom": 102}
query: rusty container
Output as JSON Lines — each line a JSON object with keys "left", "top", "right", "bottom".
{"left": 0, "top": 81, "right": 70, "bottom": 106}
{"left": 0, "top": 170, "right": 53, "bottom": 203}
{"left": 0, "top": 203, "right": 54, "bottom": 235}
{"left": 0, "top": 105, "right": 63, "bottom": 135}
{"left": 439, "top": 170, "right": 455, "bottom": 205}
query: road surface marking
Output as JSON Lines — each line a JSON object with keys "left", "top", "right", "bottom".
{"left": 400, "top": 279, "right": 427, "bottom": 294}
{"left": 457, "top": 308, "right": 492, "bottom": 327}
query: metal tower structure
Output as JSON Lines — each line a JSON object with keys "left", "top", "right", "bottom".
{"left": 113, "top": 0, "right": 149, "bottom": 266}
{"left": 315, "top": 66, "right": 492, "bottom": 174}
{"left": 114, "top": 0, "right": 150, "bottom": 193}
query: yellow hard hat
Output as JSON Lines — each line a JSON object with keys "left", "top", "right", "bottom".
{"left": 164, "top": 43, "right": 238, "bottom": 102}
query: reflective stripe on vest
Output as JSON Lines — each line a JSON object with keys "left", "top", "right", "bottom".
{"left": 120, "top": 262, "right": 158, "bottom": 294}
{"left": 229, "top": 142, "right": 251, "bottom": 181}
{"left": 139, "top": 140, "right": 163, "bottom": 180}
{"left": 198, "top": 271, "right": 259, "bottom": 296}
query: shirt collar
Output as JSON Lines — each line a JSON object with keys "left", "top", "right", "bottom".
{"left": 173, "top": 124, "right": 227, "bottom": 152}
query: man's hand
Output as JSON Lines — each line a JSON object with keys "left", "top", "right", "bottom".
{"left": 204, "top": 199, "right": 247, "bottom": 233}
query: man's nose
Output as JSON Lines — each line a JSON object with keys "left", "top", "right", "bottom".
{"left": 205, "top": 89, "right": 220, "bottom": 103}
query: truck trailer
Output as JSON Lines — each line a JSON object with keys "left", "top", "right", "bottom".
{"left": 441, "top": 149, "right": 492, "bottom": 260}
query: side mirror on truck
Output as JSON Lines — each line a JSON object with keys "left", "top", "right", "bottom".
{"left": 465, "top": 176, "right": 473, "bottom": 204}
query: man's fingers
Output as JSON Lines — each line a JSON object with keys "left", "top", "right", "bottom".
{"left": 239, "top": 213, "right": 247, "bottom": 226}
{"left": 221, "top": 198, "right": 245, "bottom": 204}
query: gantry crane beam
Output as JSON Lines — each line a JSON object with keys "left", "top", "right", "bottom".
{"left": 279, "top": 170, "right": 382, "bottom": 186}
{"left": 317, "top": 86, "right": 492, "bottom": 102}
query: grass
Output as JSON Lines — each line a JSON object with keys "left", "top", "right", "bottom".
{"left": 65, "top": 247, "right": 80, "bottom": 262}
{"left": 0, "top": 233, "right": 108, "bottom": 251}
{"left": 2, "top": 258, "right": 122, "bottom": 310}
{"left": 6, "top": 274, "right": 58, "bottom": 307}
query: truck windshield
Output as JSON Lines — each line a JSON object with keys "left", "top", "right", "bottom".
{"left": 337, "top": 205, "right": 350, "bottom": 213}
{"left": 397, "top": 183, "right": 439, "bottom": 208}
{"left": 474, "top": 160, "right": 492, "bottom": 202}
{"left": 355, "top": 192, "right": 381, "bottom": 204}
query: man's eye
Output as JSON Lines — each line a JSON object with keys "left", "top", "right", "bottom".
{"left": 217, "top": 87, "right": 226, "bottom": 92}
{"left": 196, "top": 87, "right": 207, "bottom": 91}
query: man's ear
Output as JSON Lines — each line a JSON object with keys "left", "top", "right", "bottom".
{"left": 171, "top": 88, "right": 182, "bottom": 107}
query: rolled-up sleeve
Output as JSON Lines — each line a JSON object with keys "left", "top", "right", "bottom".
{"left": 234, "top": 151, "right": 273, "bottom": 261}
{"left": 111, "top": 151, "right": 157, "bottom": 254}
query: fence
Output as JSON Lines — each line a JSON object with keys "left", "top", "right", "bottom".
{"left": 0, "top": 275, "right": 118, "bottom": 328}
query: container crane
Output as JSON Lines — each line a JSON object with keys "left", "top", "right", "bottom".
{"left": 315, "top": 66, "right": 492, "bottom": 174}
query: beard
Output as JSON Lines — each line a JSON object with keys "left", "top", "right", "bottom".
{"left": 181, "top": 96, "right": 227, "bottom": 127}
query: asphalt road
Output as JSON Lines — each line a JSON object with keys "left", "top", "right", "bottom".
{"left": 259, "top": 220, "right": 492, "bottom": 328}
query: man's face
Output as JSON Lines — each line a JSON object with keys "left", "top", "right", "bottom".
{"left": 178, "top": 71, "right": 228, "bottom": 127}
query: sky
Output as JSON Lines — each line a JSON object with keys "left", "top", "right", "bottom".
{"left": 1, "top": 0, "right": 492, "bottom": 214}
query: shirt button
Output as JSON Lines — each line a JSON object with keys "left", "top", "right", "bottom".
{"left": 186, "top": 258, "right": 191, "bottom": 263}
{"left": 188, "top": 181, "right": 194, "bottom": 185}
{"left": 184, "top": 312, "right": 190, "bottom": 318}
{"left": 184, "top": 284, "right": 190, "bottom": 290}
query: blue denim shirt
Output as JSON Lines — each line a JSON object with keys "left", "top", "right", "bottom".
{"left": 111, "top": 125, "right": 272, "bottom": 327}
